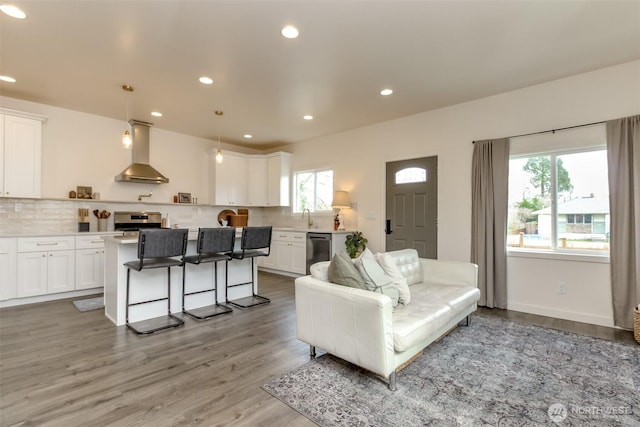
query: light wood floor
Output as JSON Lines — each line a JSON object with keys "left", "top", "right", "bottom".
{"left": 1, "top": 272, "right": 635, "bottom": 426}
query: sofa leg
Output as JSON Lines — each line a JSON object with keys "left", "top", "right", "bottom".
{"left": 309, "top": 345, "right": 316, "bottom": 358}
{"left": 461, "top": 315, "right": 470, "bottom": 326}
{"left": 388, "top": 371, "right": 397, "bottom": 391}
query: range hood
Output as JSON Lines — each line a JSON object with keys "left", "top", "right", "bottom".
{"left": 115, "top": 120, "right": 169, "bottom": 184}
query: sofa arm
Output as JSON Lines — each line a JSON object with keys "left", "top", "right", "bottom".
{"left": 419, "top": 259, "right": 478, "bottom": 288}
{"left": 295, "top": 276, "right": 396, "bottom": 377}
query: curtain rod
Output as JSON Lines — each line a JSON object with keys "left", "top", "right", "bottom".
{"left": 472, "top": 120, "right": 606, "bottom": 144}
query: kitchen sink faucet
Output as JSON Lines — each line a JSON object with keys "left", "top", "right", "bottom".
{"left": 302, "top": 208, "right": 313, "bottom": 229}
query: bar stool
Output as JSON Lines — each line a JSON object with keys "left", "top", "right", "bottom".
{"left": 182, "top": 227, "right": 235, "bottom": 320}
{"left": 226, "top": 226, "right": 272, "bottom": 308}
{"left": 124, "top": 228, "right": 188, "bottom": 334}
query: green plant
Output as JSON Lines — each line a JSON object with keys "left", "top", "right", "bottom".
{"left": 345, "top": 231, "right": 368, "bottom": 258}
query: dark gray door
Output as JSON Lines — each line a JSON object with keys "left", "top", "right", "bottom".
{"left": 385, "top": 156, "right": 438, "bottom": 259}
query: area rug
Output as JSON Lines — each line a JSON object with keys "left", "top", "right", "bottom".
{"left": 72, "top": 296, "right": 104, "bottom": 312}
{"left": 262, "top": 314, "right": 640, "bottom": 426}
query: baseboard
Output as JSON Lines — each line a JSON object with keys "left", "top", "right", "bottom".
{"left": 0, "top": 288, "right": 102, "bottom": 308}
{"left": 258, "top": 267, "right": 303, "bottom": 278}
{"left": 507, "top": 302, "right": 614, "bottom": 328}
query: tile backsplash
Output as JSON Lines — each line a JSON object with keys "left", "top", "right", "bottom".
{"left": 0, "top": 199, "right": 263, "bottom": 235}
{"left": 0, "top": 198, "right": 354, "bottom": 236}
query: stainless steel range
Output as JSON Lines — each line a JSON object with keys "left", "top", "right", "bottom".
{"left": 114, "top": 211, "right": 162, "bottom": 236}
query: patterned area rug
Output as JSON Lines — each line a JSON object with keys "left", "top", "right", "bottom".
{"left": 72, "top": 296, "right": 104, "bottom": 312}
{"left": 262, "top": 314, "right": 640, "bottom": 426}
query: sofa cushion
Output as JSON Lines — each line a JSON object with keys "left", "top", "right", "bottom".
{"left": 328, "top": 251, "right": 367, "bottom": 289}
{"left": 375, "top": 252, "right": 411, "bottom": 305}
{"left": 355, "top": 249, "right": 399, "bottom": 307}
{"left": 391, "top": 282, "right": 480, "bottom": 352}
{"left": 387, "top": 249, "right": 423, "bottom": 286}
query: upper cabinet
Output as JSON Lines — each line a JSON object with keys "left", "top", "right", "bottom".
{"left": 210, "top": 150, "right": 291, "bottom": 207}
{"left": 0, "top": 110, "right": 46, "bottom": 199}
{"left": 211, "top": 152, "right": 249, "bottom": 206}
{"left": 266, "top": 152, "right": 291, "bottom": 207}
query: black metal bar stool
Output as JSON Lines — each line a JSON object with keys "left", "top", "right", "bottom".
{"left": 226, "top": 226, "right": 272, "bottom": 308}
{"left": 182, "top": 227, "right": 235, "bottom": 320}
{"left": 124, "top": 228, "right": 188, "bottom": 334}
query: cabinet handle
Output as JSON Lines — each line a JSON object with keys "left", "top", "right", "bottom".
{"left": 91, "top": 240, "right": 103, "bottom": 244}
{"left": 37, "top": 242, "right": 58, "bottom": 246}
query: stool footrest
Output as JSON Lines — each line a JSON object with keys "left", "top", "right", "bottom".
{"left": 183, "top": 303, "right": 233, "bottom": 320}
{"left": 126, "top": 314, "right": 185, "bottom": 335}
{"left": 227, "top": 294, "right": 270, "bottom": 309}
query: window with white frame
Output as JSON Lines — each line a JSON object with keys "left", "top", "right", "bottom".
{"left": 507, "top": 125, "right": 609, "bottom": 254}
{"left": 293, "top": 169, "right": 333, "bottom": 213}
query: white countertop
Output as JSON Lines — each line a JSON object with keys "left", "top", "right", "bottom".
{"left": 0, "top": 231, "right": 123, "bottom": 238}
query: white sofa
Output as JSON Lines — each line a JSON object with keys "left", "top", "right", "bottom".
{"left": 295, "top": 249, "right": 480, "bottom": 390}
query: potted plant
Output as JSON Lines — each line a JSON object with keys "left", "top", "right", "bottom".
{"left": 345, "top": 231, "right": 368, "bottom": 258}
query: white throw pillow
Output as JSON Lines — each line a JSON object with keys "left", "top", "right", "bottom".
{"left": 375, "top": 252, "right": 411, "bottom": 305}
{"left": 310, "top": 261, "right": 331, "bottom": 281}
{"left": 355, "top": 249, "right": 399, "bottom": 307}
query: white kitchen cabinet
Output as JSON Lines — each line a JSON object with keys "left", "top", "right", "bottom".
{"left": 1, "top": 110, "right": 45, "bottom": 199}
{"left": 0, "top": 238, "right": 17, "bottom": 301}
{"left": 210, "top": 150, "right": 291, "bottom": 207}
{"left": 247, "top": 157, "right": 268, "bottom": 206}
{"left": 266, "top": 152, "right": 291, "bottom": 206}
{"left": 17, "top": 236, "right": 75, "bottom": 297}
{"left": 211, "top": 151, "right": 248, "bottom": 206}
{"left": 75, "top": 235, "right": 105, "bottom": 290}
{"left": 264, "top": 230, "right": 306, "bottom": 275}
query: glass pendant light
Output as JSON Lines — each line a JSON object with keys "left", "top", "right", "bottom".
{"left": 122, "top": 85, "right": 134, "bottom": 148}
{"left": 215, "top": 110, "right": 224, "bottom": 163}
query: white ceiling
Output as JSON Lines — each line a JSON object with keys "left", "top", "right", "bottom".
{"left": 1, "top": 1, "right": 639, "bottom": 149}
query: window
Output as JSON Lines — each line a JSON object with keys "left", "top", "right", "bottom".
{"left": 395, "top": 167, "right": 427, "bottom": 184}
{"left": 508, "top": 148, "right": 609, "bottom": 253}
{"left": 294, "top": 169, "right": 333, "bottom": 213}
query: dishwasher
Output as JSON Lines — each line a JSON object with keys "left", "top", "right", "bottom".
{"left": 306, "top": 232, "right": 332, "bottom": 274}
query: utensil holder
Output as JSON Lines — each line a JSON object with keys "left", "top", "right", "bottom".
{"left": 78, "top": 222, "right": 89, "bottom": 232}
{"left": 98, "top": 218, "right": 107, "bottom": 232}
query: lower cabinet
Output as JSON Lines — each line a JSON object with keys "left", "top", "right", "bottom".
{"left": 260, "top": 230, "right": 306, "bottom": 275}
{"left": 17, "top": 249, "right": 75, "bottom": 297}
{"left": 0, "top": 238, "right": 17, "bottom": 300}
{"left": 17, "top": 236, "right": 75, "bottom": 297}
{"left": 75, "top": 236, "right": 105, "bottom": 290}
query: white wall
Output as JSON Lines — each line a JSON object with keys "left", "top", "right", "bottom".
{"left": 288, "top": 60, "right": 640, "bottom": 327}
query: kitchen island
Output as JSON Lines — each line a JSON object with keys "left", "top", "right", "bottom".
{"left": 103, "top": 230, "right": 255, "bottom": 326}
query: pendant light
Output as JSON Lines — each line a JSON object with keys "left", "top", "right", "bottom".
{"left": 215, "top": 110, "right": 224, "bottom": 163}
{"left": 122, "top": 85, "right": 134, "bottom": 148}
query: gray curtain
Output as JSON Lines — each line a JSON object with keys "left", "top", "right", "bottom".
{"left": 471, "top": 138, "right": 510, "bottom": 309}
{"left": 606, "top": 114, "right": 640, "bottom": 329}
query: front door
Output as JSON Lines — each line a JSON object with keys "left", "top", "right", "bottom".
{"left": 385, "top": 156, "right": 438, "bottom": 258}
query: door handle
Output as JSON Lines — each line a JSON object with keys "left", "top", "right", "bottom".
{"left": 385, "top": 219, "right": 393, "bottom": 235}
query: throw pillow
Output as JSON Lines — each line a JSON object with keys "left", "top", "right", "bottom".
{"left": 375, "top": 252, "right": 411, "bottom": 305}
{"left": 310, "top": 261, "right": 330, "bottom": 281}
{"left": 328, "top": 251, "right": 367, "bottom": 290}
{"left": 355, "top": 249, "right": 399, "bottom": 307}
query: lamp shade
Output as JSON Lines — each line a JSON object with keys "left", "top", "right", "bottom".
{"left": 331, "top": 191, "right": 351, "bottom": 209}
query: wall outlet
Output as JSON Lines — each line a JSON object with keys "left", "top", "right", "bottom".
{"left": 557, "top": 281, "right": 567, "bottom": 294}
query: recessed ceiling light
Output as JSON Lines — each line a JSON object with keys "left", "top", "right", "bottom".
{"left": 303, "top": 115, "right": 313, "bottom": 120}
{"left": 281, "top": 25, "right": 299, "bottom": 39}
{"left": 0, "top": 5, "right": 26, "bottom": 19}
{"left": 0, "top": 75, "right": 17, "bottom": 83}
{"left": 243, "top": 134, "right": 253, "bottom": 139}
{"left": 380, "top": 88, "right": 393, "bottom": 96}
{"left": 199, "top": 76, "right": 213, "bottom": 85}
{"left": 151, "top": 111, "right": 163, "bottom": 117}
